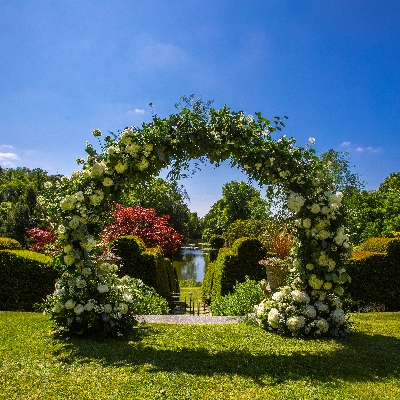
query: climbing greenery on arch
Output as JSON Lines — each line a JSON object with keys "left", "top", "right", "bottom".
{"left": 45, "top": 97, "right": 352, "bottom": 337}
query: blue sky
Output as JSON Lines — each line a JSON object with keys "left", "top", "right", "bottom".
{"left": 1, "top": 1, "right": 399, "bottom": 217}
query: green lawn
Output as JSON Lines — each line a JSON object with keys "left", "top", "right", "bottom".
{"left": 1, "top": 312, "right": 399, "bottom": 399}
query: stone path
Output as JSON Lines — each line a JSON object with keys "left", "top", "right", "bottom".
{"left": 136, "top": 315, "right": 246, "bottom": 325}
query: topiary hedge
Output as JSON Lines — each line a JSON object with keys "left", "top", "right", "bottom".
{"left": 112, "top": 235, "right": 179, "bottom": 299}
{"left": 208, "top": 234, "right": 225, "bottom": 263}
{"left": 202, "top": 237, "right": 267, "bottom": 303}
{"left": 0, "top": 250, "right": 60, "bottom": 311}
{"left": 0, "top": 237, "right": 22, "bottom": 250}
{"left": 345, "top": 237, "right": 400, "bottom": 310}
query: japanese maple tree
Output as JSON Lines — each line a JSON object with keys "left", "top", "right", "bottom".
{"left": 101, "top": 204, "right": 184, "bottom": 256}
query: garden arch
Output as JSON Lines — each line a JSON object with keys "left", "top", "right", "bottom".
{"left": 50, "top": 98, "right": 352, "bottom": 336}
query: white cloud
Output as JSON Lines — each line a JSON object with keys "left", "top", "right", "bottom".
{"left": 0, "top": 150, "right": 20, "bottom": 167}
{"left": 339, "top": 141, "right": 382, "bottom": 154}
{"left": 126, "top": 109, "right": 145, "bottom": 116}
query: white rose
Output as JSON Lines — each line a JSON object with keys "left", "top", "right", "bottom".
{"left": 84, "top": 302, "right": 94, "bottom": 312}
{"left": 310, "top": 204, "right": 320, "bottom": 214}
{"left": 104, "top": 304, "right": 113, "bottom": 313}
{"left": 52, "top": 303, "right": 64, "bottom": 313}
{"left": 118, "top": 302, "right": 129, "bottom": 314}
{"left": 65, "top": 299, "right": 76, "bottom": 309}
{"left": 74, "top": 304, "right": 85, "bottom": 315}
{"left": 97, "top": 284, "right": 109, "bottom": 293}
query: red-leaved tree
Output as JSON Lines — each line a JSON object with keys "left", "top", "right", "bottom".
{"left": 27, "top": 227, "right": 60, "bottom": 256}
{"left": 101, "top": 205, "right": 184, "bottom": 256}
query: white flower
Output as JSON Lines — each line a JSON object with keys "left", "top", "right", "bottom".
{"left": 303, "top": 304, "right": 317, "bottom": 319}
{"left": 89, "top": 190, "right": 104, "bottom": 205}
{"left": 309, "top": 274, "right": 324, "bottom": 290}
{"left": 104, "top": 304, "right": 113, "bottom": 313}
{"left": 75, "top": 276, "right": 87, "bottom": 289}
{"left": 314, "top": 301, "right": 329, "bottom": 313}
{"left": 118, "top": 302, "right": 129, "bottom": 314}
{"left": 286, "top": 316, "right": 305, "bottom": 332}
{"left": 103, "top": 177, "right": 114, "bottom": 186}
{"left": 65, "top": 299, "right": 76, "bottom": 309}
{"left": 84, "top": 302, "right": 94, "bottom": 312}
{"left": 52, "top": 303, "right": 64, "bottom": 313}
{"left": 310, "top": 204, "right": 320, "bottom": 214}
{"left": 268, "top": 308, "right": 280, "bottom": 328}
{"left": 115, "top": 162, "right": 128, "bottom": 173}
{"left": 97, "top": 284, "right": 109, "bottom": 293}
{"left": 60, "top": 195, "right": 77, "bottom": 211}
{"left": 82, "top": 267, "right": 92, "bottom": 277}
{"left": 44, "top": 181, "right": 52, "bottom": 188}
{"left": 315, "top": 318, "right": 329, "bottom": 333}
{"left": 272, "top": 291, "right": 285, "bottom": 302}
{"left": 80, "top": 236, "right": 96, "bottom": 252}
{"left": 308, "top": 137, "right": 315, "bottom": 143}
{"left": 287, "top": 192, "right": 305, "bottom": 213}
{"left": 138, "top": 159, "right": 148, "bottom": 171}
{"left": 291, "top": 290, "right": 310, "bottom": 303}
{"left": 74, "top": 304, "right": 85, "bottom": 315}
{"left": 122, "top": 292, "right": 133, "bottom": 303}
{"left": 303, "top": 218, "right": 312, "bottom": 229}
{"left": 306, "top": 263, "right": 314, "bottom": 270}
{"left": 331, "top": 308, "right": 345, "bottom": 325}
{"left": 64, "top": 254, "right": 75, "bottom": 265}
{"left": 323, "top": 282, "right": 332, "bottom": 290}
{"left": 91, "top": 162, "right": 106, "bottom": 177}
{"left": 321, "top": 206, "right": 330, "bottom": 215}
{"left": 75, "top": 191, "right": 85, "bottom": 201}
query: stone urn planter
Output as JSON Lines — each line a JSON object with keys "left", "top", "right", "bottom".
{"left": 259, "top": 259, "right": 289, "bottom": 294}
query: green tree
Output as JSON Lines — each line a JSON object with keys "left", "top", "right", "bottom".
{"left": 120, "top": 177, "right": 196, "bottom": 239}
{"left": 202, "top": 181, "right": 270, "bottom": 241}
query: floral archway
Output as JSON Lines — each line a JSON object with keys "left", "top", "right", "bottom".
{"left": 45, "top": 98, "right": 352, "bottom": 337}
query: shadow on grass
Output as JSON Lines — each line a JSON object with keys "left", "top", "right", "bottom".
{"left": 52, "top": 325, "right": 400, "bottom": 386}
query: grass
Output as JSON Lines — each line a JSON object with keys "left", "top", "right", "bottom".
{"left": 1, "top": 312, "right": 400, "bottom": 399}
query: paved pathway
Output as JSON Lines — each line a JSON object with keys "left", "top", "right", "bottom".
{"left": 136, "top": 315, "right": 246, "bottom": 324}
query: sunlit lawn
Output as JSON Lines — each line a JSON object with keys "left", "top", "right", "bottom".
{"left": 1, "top": 311, "right": 399, "bottom": 399}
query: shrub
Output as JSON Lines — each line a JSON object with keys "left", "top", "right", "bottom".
{"left": 210, "top": 277, "right": 264, "bottom": 316}
{"left": 0, "top": 249, "right": 60, "bottom": 311}
{"left": 131, "top": 279, "right": 169, "bottom": 315}
{"left": 0, "top": 237, "right": 22, "bottom": 250}
{"left": 346, "top": 240, "right": 400, "bottom": 310}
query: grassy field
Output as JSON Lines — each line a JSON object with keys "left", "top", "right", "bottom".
{"left": 1, "top": 312, "right": 399, "bottom": 399}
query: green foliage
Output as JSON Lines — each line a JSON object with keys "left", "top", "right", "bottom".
{"left": 179, "top": 279, "right": 202, "bottom": 287}
{"left": 345, "top": 172, "right": 400, "bottom": 244}
{"left": 210, "top": 276, "right": 264, "bottom": 316}
{"left": 127, "top": 279, "right": 170, "bottom": 315}
{"left": 346, "top": 238, "right": 400, "bottom": 310}
{"left": 113, "top": 235, "right": 179, "bottom": 299}
{"left": 202, "top": 181, "right": 270, "bottom": 241}
{"left": 0, "top": 237, "right": 22, "bottom": 250}
{"left": 224, "top": 218, "right": 272, "bottom": 247}
{"left": 202, "top": 237, "right": 267, "bottom": 302}
{"left": 0, "top": 250, "right": 59, "bottom": 311}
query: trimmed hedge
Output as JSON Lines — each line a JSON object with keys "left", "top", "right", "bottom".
{"left": 209, "top": 234, "right": 225, "bottom": 263}
{"left": 0, "top": 237, "right": 22, "bottom": 250}
{"left": 112, "top": 235, "right": 179, "bottom": 299}
{"left": 0, "top": 250, "right": 60, "bottom": 311}
{"left": 202, "top": 237, "right": 267, "bottom": 303}
{"left": 346, "top": 237, "right": 400, "bottom": 310}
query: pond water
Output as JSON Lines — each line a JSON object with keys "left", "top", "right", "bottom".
{"left": 173, "top": 245, "right": 210, "bottom": 282}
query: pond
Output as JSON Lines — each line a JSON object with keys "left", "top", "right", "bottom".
{"left": 173, "top": 243, "right": 210, "bottom": 282}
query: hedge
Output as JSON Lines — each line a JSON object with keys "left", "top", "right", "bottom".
{"left": 202, "top": 237, "right": 267, "bottom": 303}
{"left": 0, "top": 250, "right": 60, "bottom": 311}
{"left": 112, "top": 235, "right": 179, "bottom": 299}
{"left": 209, "top": 234, "right": 225, "bottom": 263}
{"left": 0, "top": 237, "right": 22, "bottom": 250}
{"left": 346, "top": 237, "right": 400, "bottom": 310}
